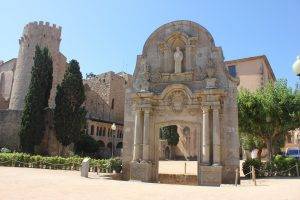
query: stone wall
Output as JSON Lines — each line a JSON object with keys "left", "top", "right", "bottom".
{"left": 84, "top": 71, "right": 132, "bottom": 124}
{"left": 84, "top": 84, "right": 113, "bottom": 121}
{"left": 158, "top": 174, "right": 197, "bottom": 185}
{"left": 0, "top": 59, "right": 16, "bottom": 106}
{"left": 0, "top": 110, "right": 22, "bottom": 150}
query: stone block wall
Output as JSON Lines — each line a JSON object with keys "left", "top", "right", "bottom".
{"left": 0, "top": 59, "right": 16, "bottom": 105}
{"left": 0, "top": 110, "right": 22, "bottom": 150}
{"left": 84, "top": 71, "right": 132, "bottom": 124}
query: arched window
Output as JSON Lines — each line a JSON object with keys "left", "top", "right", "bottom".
{"left": 116, "top": 142, "right": 123, "bottom": 149}
{"left": 98, "top": 140, "right": 105, "bottom": 148}
{"left": 111, "top": 98, "right": 115, "bottom": 109}
{"left": 96, "top": 127, "right": 99, "bottom": 136}
{"left": 103, "top": 127, "right": 106, "bottom": 137}
{"left": 99, "top": 127, "right": 103, "bottom": 136}
{"left": 90, "top": 125, "right": 94, "bottom": 135}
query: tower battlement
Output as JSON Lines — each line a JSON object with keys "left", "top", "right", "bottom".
{"left": 19, "top": 21, "right": 62, "bottom": 45}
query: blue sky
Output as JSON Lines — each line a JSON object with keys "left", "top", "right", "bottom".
{"left": 0, "top": 0, "right": 299, "bottom": 88}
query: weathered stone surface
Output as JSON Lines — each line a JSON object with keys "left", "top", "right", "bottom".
{"left": 130, "top": 161, "right": 153, "bottom": 182}
{"left": 122, "top": 20, "right": 240, "bottom": 186}
{"left": 83, "top": 71, "right": 133, "bottom": 124}
{"left": 0, "top": 110, "right": 22, "bottom": 150}
{"left": 198, "top": 165, "right": 222, "bottom": 186}
{"left": 81, "top": 157, "right": 90, "bottom": 178}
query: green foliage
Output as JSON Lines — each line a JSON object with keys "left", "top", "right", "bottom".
{"left": 110, "top": 157, "right": 122, "bottom": 173}
{"left": 242, "top": 158, "right": 264, "bottom": 178}
{"left": 160, "top": 125, "right": 179, "bottom": 146}
{"left": 54, "top": 60, "right": 86, "bottom": 147}
{"left": 242, "top": 155, "right": 300, "bottom": 178}
{"left": 19, "top": 46, "right": 53, "bottom": 153}
{"left": 74, "top": 134, "right": 99, "bottom": 156}
{"left": 238, "top": 80, "right": 300, "bottom": 159}
{"left": 0, "top": 153, "right": 122, "bottom": 173}
{"left": 240, "top": 132, "right": 264, "bottom": 151}
{"left": 272, "top": 155, "right": 298, "bottom": 176}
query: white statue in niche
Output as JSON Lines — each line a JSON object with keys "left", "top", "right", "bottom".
{"left": 174, "top": 47, "right": 183, "bottom": 73}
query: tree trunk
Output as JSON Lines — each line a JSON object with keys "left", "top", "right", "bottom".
{"left": 257, "top": 148, "right": 263, "bottom": 160}
{"left": 266, "top": 138, "right": 273, "bottom": 161}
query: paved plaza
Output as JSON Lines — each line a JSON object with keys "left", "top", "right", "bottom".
{"left": 0, "top": 166, "right": 299, "bottom": 200}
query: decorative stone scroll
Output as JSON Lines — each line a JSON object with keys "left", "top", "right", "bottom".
{"left": 165, "top": 90, "right": 188, "bottom": 113}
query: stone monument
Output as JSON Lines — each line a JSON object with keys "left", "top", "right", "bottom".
{"left": 122, "top": 20, "right": 240, "bottom": 186}
{"left": 81, "top": 157, "right": 90, "bottom": 178}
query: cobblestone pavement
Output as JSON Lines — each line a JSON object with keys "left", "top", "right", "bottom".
{"left": 0, "top": 166, "right": 300, "bottom": 200}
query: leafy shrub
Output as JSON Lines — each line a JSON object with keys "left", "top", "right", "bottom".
{"left": 243, "top": 155, "right": 300, "bottom": 178}
{"left": 110, "top": 158, "right": 122, "bottom": 173}
{"left": 242, "top": 158, "right": 263, "bottom": 178}
{"left": 271, "top": 155, "right": 298, "bottom": 176}
{"left": 74, "top": 134, "right": 99, "bottom": 156}
{"left": 0, "top": 152, "right": 122, "bottom": 173}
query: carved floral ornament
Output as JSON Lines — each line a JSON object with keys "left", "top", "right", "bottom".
{"left": 165, "top": 90, "right": 189, "bottom": 113}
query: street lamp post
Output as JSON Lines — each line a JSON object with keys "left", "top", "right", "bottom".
{"left": 111, "top": 123, "right": 117, "bottom": 158}
{"left": 292, "top": 56, "right": 300, "bottom": 92}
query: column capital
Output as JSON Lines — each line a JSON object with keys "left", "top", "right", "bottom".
{"left": 211, "top": 105, "right": 221, "bottom": 110}
{"left": 143, "top": 107, "right": 152, "bottom": 114}
{"left": 202, "top": 105, "right": 210, "bottom": 113}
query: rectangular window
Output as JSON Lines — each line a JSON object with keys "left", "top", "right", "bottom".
{"left": 228, "top": 65, "right": 237, "bottom": 77}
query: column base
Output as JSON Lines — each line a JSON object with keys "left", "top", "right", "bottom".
{"left": 198, "top": 165, "right": 222, "bottom": 186}
{"left": 130, "top": 161, "right": 153, "bottom": 182}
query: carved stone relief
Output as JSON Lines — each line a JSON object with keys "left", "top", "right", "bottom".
{"left": 165, "top": 90, "right": 188, "bottom": 113}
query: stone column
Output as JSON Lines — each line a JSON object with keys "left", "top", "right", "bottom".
{"left": 142, "top": 109, "right": 151, "bottom": 161}
{"left": 212, "top": 106, "right": 221, "bottom": 165}
{"left": 202, "top": 106, "right": 210, "bottom": 165}
{"left": 132, "top": 109, "right": 143, "bottom": 161}
{"left": 185, "top": 45, "right": 192, "bottom": 71}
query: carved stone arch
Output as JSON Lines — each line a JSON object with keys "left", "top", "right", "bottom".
{"left": 160, "top": 84, "right": 193, "bottom": 101}
{"left": 160, "top": 84, "right": 193, "bottom": 113}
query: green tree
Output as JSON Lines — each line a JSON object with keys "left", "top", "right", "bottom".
{"left": 74, "top": 133, "right": 99, "bottom": 156}
{"left": 238, "top": 80, "right": 300, "bottom": 159}
{"left": 240, "top": 132, "right": 265, "bottom": 159}
{"left": 160, "top": 125, "right": 179, "bottom": 159}
{"left": 160, "top": 125, "right": 179, "bottom": 146}
{"left": 19, "top": 46, "right": 53, "bottom": 153}
{"left": 54, "top": 60, "right": 86, "bottom": 150}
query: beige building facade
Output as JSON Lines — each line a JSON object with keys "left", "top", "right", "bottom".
{"left": 225, "top": 55, "right": 276, "bottom": 91}
{"left": 86, "top": 119, "right": 123, "bottom": 157}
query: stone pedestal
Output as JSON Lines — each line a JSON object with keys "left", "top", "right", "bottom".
{"left": 198, "top": 165, "right": 222, "bottom": 186}
{"left": 130, "top": 161, "right": 153, "bottom": 182}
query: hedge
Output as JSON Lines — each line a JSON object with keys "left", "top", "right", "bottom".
{"left": 0, "top": 153, "right": 122, "bottom": 173}
{"left": 242, "top": 155, "right": 300, "bottom": 178}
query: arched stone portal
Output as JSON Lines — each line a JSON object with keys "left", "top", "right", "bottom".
{"left": 122, "top": 20, "right": 239, "bottom": 186}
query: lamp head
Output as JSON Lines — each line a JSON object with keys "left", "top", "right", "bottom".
{"left": 292, "top": 56, "right": 300, "bottom": 76}
{"left": 111, "top": 123, "right": 117, "bottom": 131}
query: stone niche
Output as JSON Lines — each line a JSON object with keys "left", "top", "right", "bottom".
{"left": 122, "top": 20, "right": 240, "bottom": 186}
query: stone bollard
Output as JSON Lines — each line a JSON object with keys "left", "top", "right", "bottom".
{"left": 81, "top": 157, "right": 90, "bottom": 178}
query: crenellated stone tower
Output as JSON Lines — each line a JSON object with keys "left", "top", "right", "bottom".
{"left": 9, "top": 21, "right": 67, "bottom": 110}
